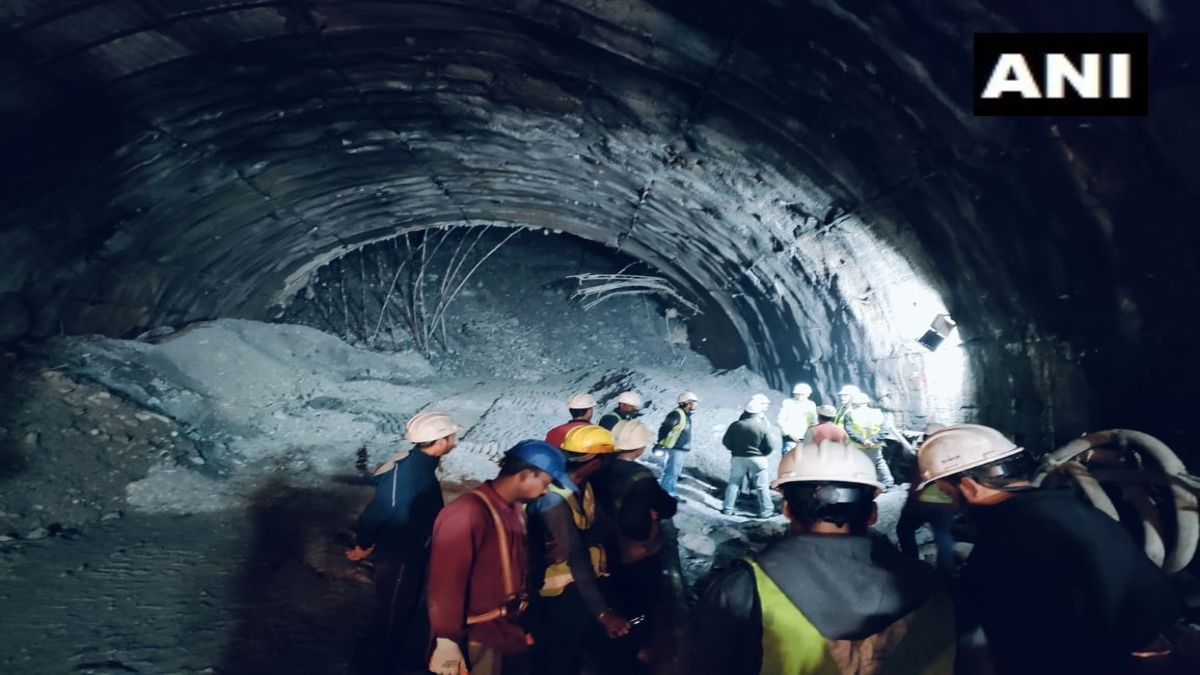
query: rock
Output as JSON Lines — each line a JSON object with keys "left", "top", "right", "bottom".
{"left": 679, "top": 532, "right": 718, "bottom": 556}
{"left": 22, "top": 431, "right": 38, "bottom": 447}
{"left": 25, "top": 527, "right": 48, "bottom": 540}
{"left": 100, "top": 511, "right": 123, "bottom": 521}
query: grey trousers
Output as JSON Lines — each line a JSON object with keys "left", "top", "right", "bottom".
{"left": 723, "top": 456, "right": 771, "bottom": 515}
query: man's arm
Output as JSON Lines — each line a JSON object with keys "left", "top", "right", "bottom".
{"left": 427, "top": 501, "right": 484, "bottom": 644}
{"left": 762, "top": 424, "right": 782, "bottom": 456}
{"left": 542, "top": 499, "right": 611, "bottom": 618}
{"left": 657, "top": 410, "right": 682, "bottom": 447}
{"left": 692, "top": 563, "right": 761, "bottom": 675}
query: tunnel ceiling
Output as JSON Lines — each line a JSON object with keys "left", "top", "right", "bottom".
{"left": 2, "top": 0, "right": 1200, "bottom": 448}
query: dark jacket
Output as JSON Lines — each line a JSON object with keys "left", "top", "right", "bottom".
{"left": 657, "top": 408, "right": 693, "bottom": 451}
{"left": 721, "top": 412, "right": 781, "bottom": 458}
{"left": 956, "top": 488, "right": 1183, "bottom": 675}
{"left": 592, "top": 459, "right": 678, "bottom": 562}
{"left": 353, "top": 449, "right": 444, "bottom": 561}
{"left": 597, "top": 408, "right": 638, "bottom": 431}
{"left": 693, "top": 533, "right": 953, "bottom": 675}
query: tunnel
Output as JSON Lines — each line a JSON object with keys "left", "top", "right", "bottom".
{"left": 1, "top": 0, "right": 1199, "bottom": 672}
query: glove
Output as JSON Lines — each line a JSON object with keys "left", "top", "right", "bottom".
{"left": 345, "top": 545, "right": 373, "bottom": 561}
{"left": 429, "top": 637, "right": 467, "bottom": 675}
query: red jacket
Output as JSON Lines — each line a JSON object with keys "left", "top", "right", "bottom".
{"left": 427, "top": 481, "right": 531, "bottom": 653}
{"left": 545, "top": 419, "right": 589, "bottom": 449}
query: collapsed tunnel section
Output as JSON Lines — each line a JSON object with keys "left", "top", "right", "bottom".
{"left": 2, "top": 0, "right": 1197, "bottom": 459}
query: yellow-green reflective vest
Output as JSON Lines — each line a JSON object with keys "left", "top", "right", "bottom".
{"left": 540, "top": 482, "right": 608, "bottom": 596}
{"left": 748, "top": 559, "right": 955, "bottom": 675}
{"left": 661, "top": 407, "right": 688, "bottom": 448}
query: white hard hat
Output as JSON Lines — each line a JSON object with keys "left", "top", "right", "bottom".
{"left": 792, "top": 383, "right": 813, "bottom": 395}
{"left": 567, "top": 392, "right": 597, "bottom": 409}
{"left": 678, "top": 391, "right": 699, "bottom": 404}
{"left": 610, "top": 419, "right": 654, "bottom": 451}
{"left": 816, "top": 404, "right": 838, "bottom": 418}
{"left": 405, "top": 412, "right": 463, "bottom": 444}
{"left": 616, "top": 391, "right": 643, "bottom": 408}
{"left": 916, "top": 424, "right": 1024, "bottom": 490}
{"left": 850, "top": 392, "right": 870, "bottom": 405}
{"left": 744, "top": 394, "right": 771, "bottom": 414}
{"left": 837, "top": 385, "right": 861, "bottom": 396}
{"left": 771, "top": 440, "right": 883, "bottom": 492}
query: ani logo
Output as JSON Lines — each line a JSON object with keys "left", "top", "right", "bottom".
{"left": 974, "top": 33, "right": 1148, "bottom": 116}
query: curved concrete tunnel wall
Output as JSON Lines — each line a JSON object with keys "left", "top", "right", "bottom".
{"left": 1, "top": 0, "right": 1199, "bottom": 460}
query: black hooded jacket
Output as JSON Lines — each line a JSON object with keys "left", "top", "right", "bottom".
{"left": 692, "top": 532, "right": 952, "bottom": 675}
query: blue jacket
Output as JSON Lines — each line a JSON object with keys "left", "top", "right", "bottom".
{"left": 353, "top": 449, "right": 444, "bottom": 561}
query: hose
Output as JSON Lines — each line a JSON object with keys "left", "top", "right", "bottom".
{"left": 1035, "top": 429, "right": 1198, "bottom": 573}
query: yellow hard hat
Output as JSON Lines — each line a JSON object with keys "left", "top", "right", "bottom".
{"left": 560, "top": 424, "right": 617, "bottom": 457}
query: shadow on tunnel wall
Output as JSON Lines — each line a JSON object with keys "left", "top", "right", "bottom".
{"left": 0, "top": 345, "right": 31, "bottom": 480}
{"left": 216, "top": 476, "right": 374, "bottom": 675}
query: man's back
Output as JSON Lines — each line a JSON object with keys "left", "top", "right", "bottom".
{"left": 693, "top": 534, "right": 954, "bottom": 675}
{"left": 958, "top": 488, "right": 1182, "bottom": 674}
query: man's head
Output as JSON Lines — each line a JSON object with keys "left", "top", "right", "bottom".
{"left": 791, "top": 383, "right": 813, "bottom": 400}
{"left": 610, "top": 419, "right": 654, "bottom": 459}
{"left": 616, "top": 391, "right": 643, "bottom": 416}
{"left": 849, "top": 391, "right": 870, "bottom": 408}
{"left": 816, "top": 404, "right": 838, "bottom": 423}
{"left": 917, "top": 424, "right": 1033, "bottom": 506}
{"left": 772, "top": 441, "right": 882, "bottom": 534}
{"left": 560, "top": 424, "right": 622, "bottom": 480}
{"left": 677, "top": 391, "right": 699, "bottom": 412}
{"left": 745, "top": 394, "right": 771, "bottom": 415}
{"left": 566, "top": 392, "right": 597, "bottom": 421}
{"left": 837, "top": 385, "right": 861, "bottom": 406}
{"left": 405, "top": 412, "right": 463, "bottom": 457}
{"left": 498, "top": 439, "right": 570, "bottom": 502}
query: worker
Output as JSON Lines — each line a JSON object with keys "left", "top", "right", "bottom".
{"left": 545, "top": 392, "right": 596, "bottom": 448}
{"left": 802, "top": 404, "right": 849, "bottom": 445}
{"left": 693, "top": 440, "right": 956, "bottom": 675}
{"left": 346, "top": 411, "right": 462, "bottom": 675}
{"left": 917, "top": 424, "right": 1184, "bottom": 675}
{"left": 591, "top": 419, "right": 679, "bottom": 672}
{"left": 777, "top": 383, "right": 818, "bottom": 455}
{"left": 832, "top": 384, "right": 860, "bottom": 425}
{"left": 843, "top": 391, "right": 895, "bottom": 488}
{"left": 895, "top": 423, "right": 957, "bottom": 574}
{"left": 656, "top": 391, "right": 698, "bottom": 498}
{"left": 597, "top": 391, "right": 643, "bottom": 431}
{"left": 527, "top": 424, "right": 632, "bottom": 675}
{"left": 426, "top": 440, "right": 570, "bottom": 675}
{"left": 721, "top": 394, "right": 781, "bottom": 518}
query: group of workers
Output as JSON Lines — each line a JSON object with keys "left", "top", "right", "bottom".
{"left": 347, "top": 388, "right": 1188, "bottom": 675}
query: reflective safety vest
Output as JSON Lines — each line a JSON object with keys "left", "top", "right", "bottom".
{"left": 748, "top": 559, "right": 955, "bottom": 674}
{"left": 539, "top": 482, "right": 608, "bottom": 596}
{"left": 917, "top": 482, "right": 954, "bottom": 505}
{"left": 845, "top": 406, "right": 884, "bottom": 445}
{"left": 660, "top": 407, "right": 689, "bottom": 449}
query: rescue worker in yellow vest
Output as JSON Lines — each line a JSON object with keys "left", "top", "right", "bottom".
{"left": 692, "top": 441, "right": 955, "bottom": 675}
{"left": 527, "top": 424, "right": 632, "bottom": 675}
{"left": 778, "top": 383, "right": 818, "bottom": 455}
{"left": 843, "top": 391, "right": 895, "bottom": 489}
{"left": 591, "top": 419, "right": 679, "bottom": 673}
{"left": 656, "top": 392, "right": 698, "bottom": 498}
{"left": 831, "top": 384, "right": 860, "bottom": 426}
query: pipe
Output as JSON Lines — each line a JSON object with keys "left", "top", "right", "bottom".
{"left": 1035, "top": 429, "right": 1198, "bottom": 573}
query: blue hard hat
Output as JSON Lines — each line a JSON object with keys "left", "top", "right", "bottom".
{"left": 505, "top": 440, "right": 570, "bottom": 485}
